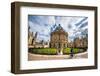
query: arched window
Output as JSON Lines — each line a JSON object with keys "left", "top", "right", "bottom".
{"left": 64, "top": 44, "right": 66, "bottom": 48}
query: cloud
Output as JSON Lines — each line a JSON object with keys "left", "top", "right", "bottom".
{"left": 28, "top": 15, "right": 88, "bottom": 42}
{"left": 75, "top": 17, "right": 88, "bottom": 26}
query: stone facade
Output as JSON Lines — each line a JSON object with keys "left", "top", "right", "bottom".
{"left": 73, "top": 37, "right": 88, "bottom": 48}
{"left": 68, "top": 41, "right": 74, "bottom": 48}
{"left": 50, "top": 24, "right": 68, "bottom": 54}
{"left": 28, "top": 30, "right": 37, "bottom": 46}
{"left": 28, "top": 26, "right": 49, "bottom": 48}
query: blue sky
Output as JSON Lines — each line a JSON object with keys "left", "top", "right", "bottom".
{"left": 28, "top": 15, "right": 88, "bottom": 42}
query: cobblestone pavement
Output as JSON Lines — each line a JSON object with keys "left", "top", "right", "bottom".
{"left": 74, "top": 52, "right": 88, "bottom": 58}
{"left": 28, "top": 52, "right": 88, "bottom": 61}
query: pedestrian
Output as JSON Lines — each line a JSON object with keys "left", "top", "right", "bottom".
{"left": 70, "top": 48, "right": 74, "bottom": 58}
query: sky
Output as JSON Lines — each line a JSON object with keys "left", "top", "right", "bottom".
{"left": 28, "top": 15, "right": 88, "bottom": 42}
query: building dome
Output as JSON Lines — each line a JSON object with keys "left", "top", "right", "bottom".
{"left": 51, "top": 24, "right": 68, "bottom": 36}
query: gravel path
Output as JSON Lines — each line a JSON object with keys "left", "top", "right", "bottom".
{"left": 28, "top": 52, "right": 88, "bottom": 61}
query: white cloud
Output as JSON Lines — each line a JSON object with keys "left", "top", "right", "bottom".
{"left": 28, "top": 16, "right": 88, "bottom": 42}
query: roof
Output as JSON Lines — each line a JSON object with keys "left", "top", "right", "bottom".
{"left": 51, "top": 24, "right": 68, "bottom": 35}
{"left": 54, "top": 24, "right": 67, "bottom": 32}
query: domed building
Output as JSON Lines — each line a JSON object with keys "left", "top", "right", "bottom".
{"left": 50, "top": 24, "right": 68, "bottom": 54}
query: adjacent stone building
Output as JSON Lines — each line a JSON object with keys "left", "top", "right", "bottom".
{"left": 68, "top": 41, "right": 74, "bottom": 48}
{"left": 28, "top": 26, "right": 33, "bottom": 45}
{"left": 73, "top": 37, "right": 88, "bottom": 48}
{"left": 28, "top": 26, "right": 37, "bottom": 46}
{"left": 28, "top": 26, "right": 49, "bottom": 48}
